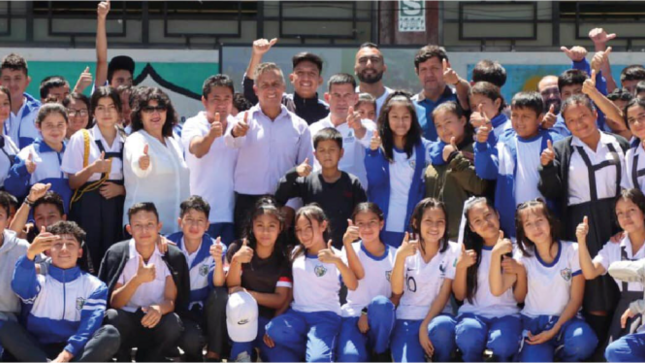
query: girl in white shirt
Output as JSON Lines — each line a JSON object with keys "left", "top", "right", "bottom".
{"left": 123, "top": 87, "right": 189, "bottom": 236}
{"left": 265, "top": 204, "right": 357, "bottom": 362}
{"left": 453, "top": 197, "right": 523, "bottom": 362}
{"left": 337, "top": 202, "right": 397, "bottom": 362}
{"left": 62, "top": 87, "right": 125, "bottom": 271}
{"left": 492, "top": 199, "right": 597, "bottom": 362}
{"left": 390, "top": 198, "right": 459, "bottom": 362}
{"left": 577, "top": 188, "right": 645, "bottom": 343}
{"left": 622, "top": 98, "right": 645, "bottom": 191}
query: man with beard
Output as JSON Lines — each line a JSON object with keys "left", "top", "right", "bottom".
{"left": 242, "top": 38, "right": 329, "bottom": 125}
{"left": 537, "top": 75, "right": 564, "bottom": 133}
{"left": 411, "top": 45, "right": 470, "bottom": 141}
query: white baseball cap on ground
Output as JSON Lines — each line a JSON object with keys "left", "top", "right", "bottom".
{"left": 226, "top": 290, "right": 259, "bottom": 343}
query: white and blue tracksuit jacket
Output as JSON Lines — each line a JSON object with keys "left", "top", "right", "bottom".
{"left": 166, "top": 232, "right": 227, "bottom": 309}
{"left": 11, "top": 255, "right": 108, "bottom": 356}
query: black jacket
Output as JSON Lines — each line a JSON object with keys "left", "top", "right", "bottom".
{"left": 538, "top": 133, "right": 630, "bottom": 235}
{"left": 98, "top": 240, "right": 191, "bottom": 313}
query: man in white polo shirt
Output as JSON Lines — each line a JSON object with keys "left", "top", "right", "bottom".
{"left": 225, "top": 62, "right": 313, "bottom": 235}
{"left": 309, "top": 73, "right": 375, "bottom": 189}
{"left": 182, "top": 74, "right": 238, "bottom": 245}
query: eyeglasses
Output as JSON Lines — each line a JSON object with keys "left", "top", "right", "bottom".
{"left": 142, "top": 105, "right": 168, "bottom": 114}
{"left": 67, "top": 109, "right": 88, "bottom": 117}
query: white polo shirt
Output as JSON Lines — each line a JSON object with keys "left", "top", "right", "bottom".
{"left": 594, "top": 235, "right": 645, "bottom": 292}
{"left": 182, "top": 112, "right": 238, "bottom": 224}
{"left": 61, "top": 124, "right": 125, "bottom": 182}
{"left": 309, "top": 115, "right": 374, "bottom": 189}
{"left": 118, "top": 239, "right": 171, "bottom": 313}
{"left": 291, "top": 249, "right": 342, "bottom": 315}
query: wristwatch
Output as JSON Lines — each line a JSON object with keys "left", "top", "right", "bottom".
{"left": 361, "top": 307, "right": 368, "bottom": 316}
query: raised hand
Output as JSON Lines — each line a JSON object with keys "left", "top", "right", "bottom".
{"left": 456, "top": 244, "right": 477, "bottom": 270}
{"left": 252, "top": 38, "right": 278, "bottom": 56}
{"left": 97, "top": 0, "right": 110, "bottom": 19}
{"left": 442, "top": 59, "right": 459, "bottom": 86}
{"left": 560, "top": 46, "right": 588, "bottom": 62}
{"left": 396, "top": 232, "right": 418, "bottom": 259}
{"left": 233, "top": 112, "right": 250, "bottom": 138}
{"left": 25, "top": 153, "right": 37, "bottom": 174}
{"left": 582, "top": 70, "right": 597, "bottom": 96}
{"left": 27, "top": 226, "right": 60, "bottom": 260}
{"left": 370, "top": 130, "right": 381, "bottom": 151}
{"left": 540, "top": 139, "right": 555, "bottom": 167}
{"left": 591, "top": 47, "right": 612, "bottom": 72}
{"left": 75, "top": 66, "right": 93, "bottom": 93}
{"left": 233, "top": 238, "right": 254, "bottom": 264}
{"left": 343, "top": 219, "right": 360, "bottom": 245}
{"left": 492, "top": 230, "right": 513, "bottom": 256}
{"left": 135, "top": 256, "right": 156, "bottom": 284}
{"left": 588, "top": 28, "right": 616, "bottom": 48}
{"left": 318, "top": 240, "right": 341, "bottom": 265}
{"left": 210, "top": 237, "right": 223, "bottom": 262}
{"left": 296, "top": 157, "right": 312, "bottom": 177}
{"left": 346, "top": 106, "right": 362, "bottom": 131}
{"left": 27, "top": 183, "right": 51, "bottom": 202}
{"left": 576, "top": 216, "right": 589, "bottom": 244}
{"left": 469, "top": 104, "right": 490, "bottom": 129}
{"left": 442, "top": 136, "right": 458, "bottom": 162}
{"left": 92, "top": 151, "right": 112, "bottom": 174}
{"left": 209, "top": 112, "right": 223, "bottom": 138}
{"left": 541, "top": 104, "right": 557, "bottom": 129}
{"left": 139, "top": 144, "right": 150, "bottom": 171}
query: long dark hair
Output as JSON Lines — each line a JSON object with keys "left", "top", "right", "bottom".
{"left": 241, "top": 195, "right": 288, "bottom": 262}
{"left": 292, "top": 204, "right": 329, "bottom": 261}
{"left": 515, "top": 198, "right": 560, "bottom": 257}
{"left": 409, "top": 198, "right": 449, "bottom": 255}
{"left": 616, "top": 188, "right": 645, "bottom": 224}
{"left": 460, "top": 197, "right": 495, "bottom": 304}
{"left": 377, "top": 91, "right": 422, "bottom": 162}
{"left": 130, "top": 86, "right": 178, "bottom": 137}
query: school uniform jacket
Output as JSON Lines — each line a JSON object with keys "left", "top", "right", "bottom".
{"left": 364, "top": 140, "right": 430, "bottom": 234}
{"left": 538, "top": 134, "right": 630, "bottom": 237}
{"left": 98, "top": 241, "right": 191, "bottom": 313}
{"left": 6, "top": 93, "right": 41, "bottom": 149}
{"left": 12, "top": 256, "right": 108, "bottom": 356}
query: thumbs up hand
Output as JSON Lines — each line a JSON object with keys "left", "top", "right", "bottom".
{"left": 209, "top": 112, "right": 223, "bottom": 138}
{"left": 582, "top": 70, "right": 597, "bottom": 96}
{"left": 135, "top": 256, "right": 156, "bottom": 284}
{"left": 397, "top": 232, "right": 418, "bottom": 259}
{"left": 139, "top": 144, "right": 150, "bottom": 171}
{"left": 318, "top": 239, "right": 340, "bottom": 265}
{"left": 296, "top": 157, "right": 312, "bottom": 177}
{"left": 210, "top": 237, "right": 224, "bottom": 262}
{"left": 492, "top": 230, "right": 513, "bottom": 256}
{"left": 541, "top": 104, "right": 557, "bottom": 129}
{"left": 252, "top": 38, "right": 278, "bottom": 57}
{"left": 540, "top": 139, "right": 556, "bottom": 166}
{"left": 232, "top": 112, "right": 250, "bottom": 138}
{"left": 343, "top": 219, "right": 360, "bottom": 245}
{"left": 25, "top": 152, "right": 37, "bottom": 174}
{"left": 92, "top": 151, "right": 112, "bottom": 174}
{"left": 442, "top": 136, "right": 459, "bottom": 162}
{"left": 591, "top": 47, "right": 612, "bottom": 72}
{"left": 74, "top": 66, "right": 93, "bottom": 93}
{"left": 370, "top": 130, "right": 381, "bottom": 151}
{"left": 233, "top": 238, "right": 254, "bottom": 264}
{"left": 576, "top": 216, "right": 590, "bottom": 244}
{"left": 442, "top": 59, "right": 460, "bottom": 86}
{"left": 470, "top": 104, "right": 490, "bottom": 129}
{"left": 561, "top": 45, "right": 588, "bottom": 62}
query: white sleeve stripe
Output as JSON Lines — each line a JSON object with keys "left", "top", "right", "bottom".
{"left": 276, "top": 281, "right": 293, "bottom": 288}
{"left": 84, "top": 299, "right": 106, "bottom": 305}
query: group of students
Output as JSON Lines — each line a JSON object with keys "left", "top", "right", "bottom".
{"left": 0, "top": 1, "right": 643, "bottom": 361}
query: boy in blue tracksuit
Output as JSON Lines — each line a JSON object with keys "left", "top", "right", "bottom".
{"left": 474, "top": 92, "right": 563, "bottom": 237}
{"left": 167, "top": 196, "right": 228, "bottom": 362}
{"left": 0, "top": 221, "right": 120, "bottom": 362}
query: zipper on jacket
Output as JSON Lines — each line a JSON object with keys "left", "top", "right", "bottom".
{"left": 62, "top": 270, "right": 66, "bottom": 320}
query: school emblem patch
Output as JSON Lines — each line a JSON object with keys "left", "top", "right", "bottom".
{"left": 385, "top": 270, "right": 392, "bottom": 281}
{"left": 314, "top": 265, "right": 327, "bottom": 277}
{"left": 409, "top": 160, "right": 416, "bottom": 169}
{"left": 560, "top": 268, "right": 572, "bottom": 281}
{"left": 76, "top": 297, "right": 85, "bottom": 311}
{"left": 199, "top": 264, "right": 209, "bottom": 276}
{"left": 439, "top": 261, "right": 447, "bottom": 275}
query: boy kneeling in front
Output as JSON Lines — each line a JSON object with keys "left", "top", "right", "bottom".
{"left": 0, "top": 221, "right": 120, "bottom": 362}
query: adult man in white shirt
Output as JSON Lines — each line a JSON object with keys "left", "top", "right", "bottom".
{"left": 354, "top": 43, "right": 392, "bottom": 118}
{"left": 309, "top": 73, "right": 375, "bottom": 189}
{"left": 225, "top": 63, "right": 313, "bottom": 235}
{"left": 182, "top": 74, "right": 238, "bottom": 245}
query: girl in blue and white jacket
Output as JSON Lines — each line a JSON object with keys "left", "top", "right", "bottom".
{"left": 365, "top": 91, "right": 430, "bottom": 247}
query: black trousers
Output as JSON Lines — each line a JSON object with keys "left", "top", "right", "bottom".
{"left": 104, "top": 308, "right": 183, "bottom": 362}
{"left": 234, "top": 193, "right": 263, "bottom": 239}
{"left": 0, "top": 319, "right": 120, "bottom": 362}
{"left": 178, "top": 287, "right": 230, "bottom": 361}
